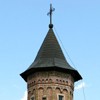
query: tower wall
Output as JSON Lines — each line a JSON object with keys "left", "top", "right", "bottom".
{"left": 27, "top": 71, "right": 74, "bottom": 100}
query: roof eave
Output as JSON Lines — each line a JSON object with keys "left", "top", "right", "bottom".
{"left": 20, "top": 66, "right": 82, "bottom": 82}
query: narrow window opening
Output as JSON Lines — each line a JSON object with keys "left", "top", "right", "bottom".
{"left": 59, "top": 95, "right": 64, "bottom": 100}
{"left": 42, "top": 97, "right": 46, "bottom": 100}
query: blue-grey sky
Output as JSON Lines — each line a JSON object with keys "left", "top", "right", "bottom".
{"left": 0, "top": 0, "right": 100, "bottom": 100}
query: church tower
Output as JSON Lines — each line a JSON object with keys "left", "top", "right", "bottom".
{"left": 20, "top": 4, "right": 82, "bottom": 100}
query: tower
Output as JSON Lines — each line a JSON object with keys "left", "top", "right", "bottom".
{"left": 20, "top": 4, "right": 82, "bottom": 100}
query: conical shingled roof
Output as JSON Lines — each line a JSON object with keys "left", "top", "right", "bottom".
{"left": 20, "top": 28, "right": 82, "bottom": 82}
{"left": 28, "top": 28, "right": 75, "bottom": 70}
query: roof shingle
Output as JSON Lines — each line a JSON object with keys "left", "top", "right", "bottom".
{"left": 20, "top": 28, "right": 82, "bottom": 82}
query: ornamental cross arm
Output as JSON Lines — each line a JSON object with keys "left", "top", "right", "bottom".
{"left": 47, "top": 4, "right": 55, "bottom": 26}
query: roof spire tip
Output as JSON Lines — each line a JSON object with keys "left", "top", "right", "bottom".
{"left": 47, "top": 4, "right": 55, "bottom": 29}
{"left": 49, "top": 24, "right": 53, "bottom": 28}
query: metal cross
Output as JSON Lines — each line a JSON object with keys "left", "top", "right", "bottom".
{"left": 47, "top": 4, "right": 55, "bottom": 25}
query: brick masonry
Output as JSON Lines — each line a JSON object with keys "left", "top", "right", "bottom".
{"left": 27, "top": 71, "right": 74, "bottom": 100}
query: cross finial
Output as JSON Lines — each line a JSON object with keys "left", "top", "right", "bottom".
{"left": 47, "top": 4, "right": 55, "bottom": 28}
